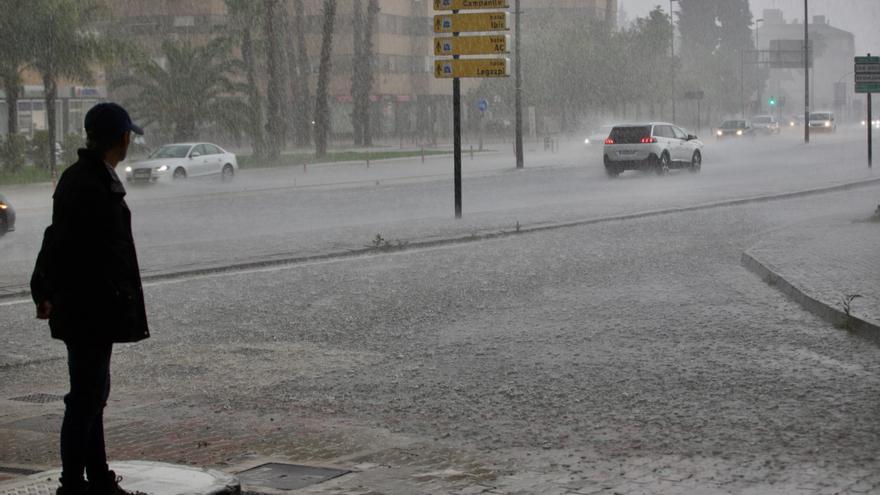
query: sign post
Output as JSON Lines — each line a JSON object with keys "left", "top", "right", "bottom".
{"left": 855, "top": 54, "right": 879, "bottom": 167}
{"left": 684, "top": 91, "right": 704, "bottom": 134}
{"left": 435, "top": 0, "right": 510, "bottom": 218}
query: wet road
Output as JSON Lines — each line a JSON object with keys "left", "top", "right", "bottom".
{"left": 0, "top": 128, "right": 876, "bottom": 294}
{"left": 2, "top": 128, "right": 880, "bottom": 492}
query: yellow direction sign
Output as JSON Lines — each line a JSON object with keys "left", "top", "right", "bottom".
{"left": 434, "top": 12, "right": 509, "bottom": 33}
{"left": 434, "top": 35, "right": 509, "bottom": 56}
{"left": 433, "top": 0, "right": 509, "bottom": 10}
{"left": 434, "top": 58, "right": 510, "bottom": 78}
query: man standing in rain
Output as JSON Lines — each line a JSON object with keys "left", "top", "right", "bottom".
{"left": 31, "top": 103, "right": 149, "bottom": 495}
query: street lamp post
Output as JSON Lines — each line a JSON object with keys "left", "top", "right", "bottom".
{"left": 804, "top": 0, "right": 810, "bottom": 144}
{"left": 755, "top": 18, "right": 764, "bottom": 114}
{"left": 669, "top": 0, "right": 677, "bottom": 123}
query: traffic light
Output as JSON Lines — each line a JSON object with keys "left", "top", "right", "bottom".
{"left": 768, "top": 96, "right": 777, "bottom": 106}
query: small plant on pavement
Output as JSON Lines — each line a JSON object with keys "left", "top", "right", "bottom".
{"left": 838, "top": 294, "right": 863, "bottom": 331}
{"left": 368, "top": 234, "right": 409, "bottom": 251}
{"left": 841, "top": 294, "right": 862, "bottom": 317}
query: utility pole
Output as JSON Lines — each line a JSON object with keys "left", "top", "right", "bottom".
{"left": 804, "top": 0, "right": 810, "bottom": 144}
{"left": 669, "top": 0, "right": 676, "bottom": 123}
{"left": 741, "top": 50, "right": 745, "bottom": 118}
{"left": 514, "top": 0, "right": 524, "bottom": 168}
{"left": 755, "top": 18, "right": 764, "bottom": 115}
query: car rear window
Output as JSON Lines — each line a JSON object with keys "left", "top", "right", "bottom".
{"left": 608, "top": 126, "right": 650, "bottom": 144}
{"left": 810, "top": 113, "right": 831, "bottom": 120}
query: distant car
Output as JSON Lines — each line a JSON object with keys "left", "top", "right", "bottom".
{"left": 808, "top": 111, "right": 836, "bottom": 133}
{"left": 715, "top": 120, "right": 754, "bottom": 139}
{"left": 751, "top": 115, "right": 780, "bottom": 134}
{"left": 124, "top": 143, "right": 238, "bottom": 183}
{"left": 584, "top": 125, "right": 614, "bottom": 146}
{"left": 786, "top": 115, "right": 803, "bottom": 128}
{"left": 603, "top": 122, "right": 703, "bottom": 177}
{"left": 861, "top": 119, "right": 880, "bottom": 129}
{"left": 0, "top": 194, "right": 16, "bottom": 237}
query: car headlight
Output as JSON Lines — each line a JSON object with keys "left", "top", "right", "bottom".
{"left": 736, "top": 130, "right": 743, "bottom": 136}
{"left": 584, "top": 138, "right": 590, "bottom": 144}
{"left": 157, "top": 165, "right": 169, "bottom": 172}
{"left": 824, "top": 121, "right": 831, "bottom": 127}
{"left": 0, "top": 202, "right": 7, "bottom": 210}
{"left": 716, "top": 130, "right": 723, "bottom": 136}
{"left": 125, "top": 166, "right": 132, "bottom": 173}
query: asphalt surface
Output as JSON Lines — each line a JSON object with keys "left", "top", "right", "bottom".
{"left": 0, "top": 128, "right": 876, "bottom": 294}
{"left": 2, "top": 128, "right": 880, "bottom": 492}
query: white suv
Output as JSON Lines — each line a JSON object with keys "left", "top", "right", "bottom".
{"left": 603, "top": 123, "right": 704, "bottom": 177}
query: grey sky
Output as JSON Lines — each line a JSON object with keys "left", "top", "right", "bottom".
{"left": 619, "top": 0, "right": 880, "bottom": 54}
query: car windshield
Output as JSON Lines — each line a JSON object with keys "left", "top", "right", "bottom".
{"left": 149, "top": 145, "right": 191, "bottom": 159}
{"left": 810, "top": 113, "right": 831, "bottom": 120}
{"left": 608, "top": 126, "right": 650, "bottom": 144}
{"left": 721, "top": 120, "right": 745, "bottom": 129}
{"left": 753, "top": 116, "right": 773, "bottom": 124}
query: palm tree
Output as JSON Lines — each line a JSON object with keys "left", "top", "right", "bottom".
{"left": 112, "top": 39, "right": 246, "bottom": 143}
{"left": 0, "top": 0, "right": 36, "bottom": 137}
{"left": 226, "top": 0, "right": 267, "bottom": 159}
{"left": 263, "top": 0, "right": 287, "bottom": 160}
{"left": 291, "top": 0, "right": 312, "bottom": 147}
{"left": 351, "top": 0, "right": 379, "bottom": 147}
{"left": 29, "top": 0, "right": 111, "bottom": 173}
{"left": 314, "top": 0, "right": 337, "bottom": 157}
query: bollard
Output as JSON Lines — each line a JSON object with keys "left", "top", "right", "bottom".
{"left": 303, "top": 163, "right": 307, "bottom": 174}
{"left": 366, "top": 157, "right": 370, "bottom": 168}
{"left": 421, "top": 147, "right": 425, "bottom": 163}
{"left": 470, "top": 145, "right": 474, "bottom": 160}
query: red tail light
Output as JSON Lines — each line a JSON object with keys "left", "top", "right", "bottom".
{"left": 604, "top": 138, "right": 614, "bottom": 145}
{"left": 640, "top": 137, "right": 657, "bottom": 144}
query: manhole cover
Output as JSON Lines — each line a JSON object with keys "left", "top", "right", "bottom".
{"left": 237, "top": 463, "right": 349, "bottom": 491}
{"left": 8, "top": 394, "right": 64, "bottom": 404}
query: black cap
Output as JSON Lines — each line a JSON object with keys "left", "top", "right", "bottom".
{"left": 84, "top": 102, "right": 144, "bottom": 141}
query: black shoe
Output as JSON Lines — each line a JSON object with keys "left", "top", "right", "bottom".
{"left": 88, "top": 471, "right": 148, "bottom": 495}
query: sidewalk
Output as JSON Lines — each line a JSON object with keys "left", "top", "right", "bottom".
{"left": 743, "top": 208, "right": 880, "bottom": 336}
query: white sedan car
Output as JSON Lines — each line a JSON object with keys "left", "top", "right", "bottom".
{"left": 125, "top": 143, "right": 238, "bottom": 183}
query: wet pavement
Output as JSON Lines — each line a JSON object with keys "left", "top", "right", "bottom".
{"left": 2, "top": 178, "right": 880, "bottom": 493}
{"left": 745, "top": 210, "right": 880, "bottom": 330}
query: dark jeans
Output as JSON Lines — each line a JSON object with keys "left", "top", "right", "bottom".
{"left": 60, "top": 342, "right": 113, "bottom": 488}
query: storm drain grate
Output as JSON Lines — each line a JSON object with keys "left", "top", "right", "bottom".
{"left": 237, "top": 463, "right": 349, "bottom": 491}
{"left": 8, "top": 394, "right": 64, "bottom": 404}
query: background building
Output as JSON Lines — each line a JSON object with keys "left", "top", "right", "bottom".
{"left": 0, "top": 0, "right": 617, "bottom": 145}
{"left": 757, "top": 9, "right": 856, "bottom": 121}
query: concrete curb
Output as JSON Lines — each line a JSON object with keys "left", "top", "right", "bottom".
{"left": 3, "top": 175, "right": 880, "bottom": 302}
{"left": 741, "top": 249, "right": 880, "bottom": 342}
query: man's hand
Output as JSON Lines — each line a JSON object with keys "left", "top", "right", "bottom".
{"left": 36, "top": 300, "right": 53, "bottom": 320}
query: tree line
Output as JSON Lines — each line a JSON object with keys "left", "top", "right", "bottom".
{"left": 474, "top": 1, "right": 762, "bottom": 134}
{"left": 0, "top": 0, "right": 379, "bottom": 174}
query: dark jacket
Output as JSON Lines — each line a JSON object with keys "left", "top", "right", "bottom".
{"left": 31, "top": 149, "right": 149, "bottom": 344}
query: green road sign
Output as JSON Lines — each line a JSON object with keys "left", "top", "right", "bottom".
{"left": 856, "top": 73, "right": 880, "bottom": 83}
{"left": 434, "top": 0, "right": 509, "bottom": 10}
{"left": 855, "top": 56, "right": 880, "bottom": 64}
{"left": 855, "top": 83, "right": 880, "bottom": 93}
